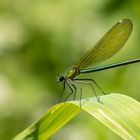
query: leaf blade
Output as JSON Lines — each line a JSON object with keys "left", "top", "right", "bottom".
{"left": 14, "top": 93, "right": 140, "bottom": 140}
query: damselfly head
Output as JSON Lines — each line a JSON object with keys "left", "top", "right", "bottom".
{"left": 57, "top": 74, "right": 66, "bottom": 83}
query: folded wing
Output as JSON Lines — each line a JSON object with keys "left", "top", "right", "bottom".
{"left": 74, "top": 19, "right": 133, "bottom": 69}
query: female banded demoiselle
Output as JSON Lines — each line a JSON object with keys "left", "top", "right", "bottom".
{"left": 57, "top": 19, "right": 140, "bottom": 106}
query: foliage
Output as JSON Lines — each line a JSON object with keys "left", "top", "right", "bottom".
{"left": 14, "top": 94, "right": 140, "bottom": 140}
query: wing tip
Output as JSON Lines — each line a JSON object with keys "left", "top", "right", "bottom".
{"left": 117, "top": 18, "right": 133, "bottom": 31}
{"left": 118, "top": 18, "right": 133, "bottom": 25}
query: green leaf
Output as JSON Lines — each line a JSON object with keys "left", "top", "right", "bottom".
{"left": 14, "top": 93, "right": 140, "bottom": 140}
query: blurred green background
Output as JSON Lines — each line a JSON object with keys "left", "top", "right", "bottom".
{"left": 0, "top": 0, "right": 140, "bottom": 140}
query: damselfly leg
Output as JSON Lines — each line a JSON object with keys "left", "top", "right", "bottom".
{"left": 74, "top": 79, "right": 104, "bottom": 103}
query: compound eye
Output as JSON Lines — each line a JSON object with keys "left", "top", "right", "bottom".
{"left": 60, "top": 76, "right": 65, "bottom": 81}
{"left": 57, "top": 75, "right": 65, "bottom": 82}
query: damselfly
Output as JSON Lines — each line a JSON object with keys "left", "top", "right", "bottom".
{"left": 57, "top": 19, "right": 140, "bottom": 106}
